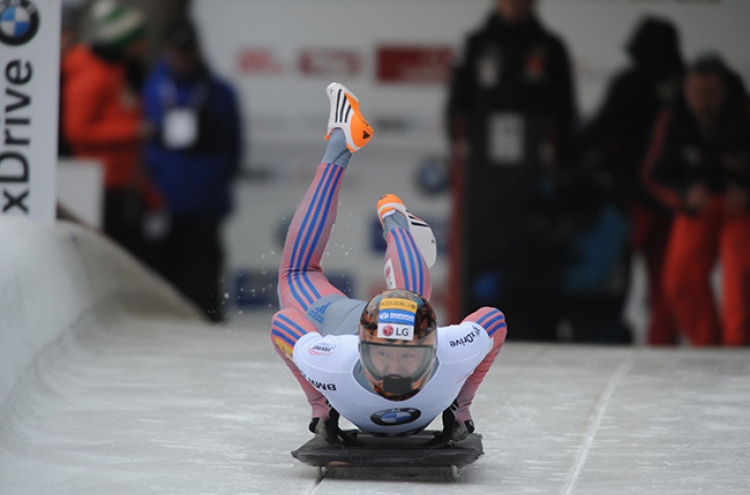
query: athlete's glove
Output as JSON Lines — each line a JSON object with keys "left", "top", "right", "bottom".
{"left": 308, "top": 408, "right": 361, "bottom": 446}
{"left": 427, "top": 400, "right": 475, "bottom": 448}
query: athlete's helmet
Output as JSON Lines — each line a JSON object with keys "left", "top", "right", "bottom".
{"left": 359, "top": 289, "right": 437, "bottom": 401}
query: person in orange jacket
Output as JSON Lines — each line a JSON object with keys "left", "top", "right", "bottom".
{"left": 62, "top": 0, "right": 160, "bottom": 258}
{"left": 642, "top": 55, "right": 750, "bottom": 346}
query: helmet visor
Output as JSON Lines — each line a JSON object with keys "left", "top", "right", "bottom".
{"left": 360, "top": 342, "right": 434, "bottom": 383}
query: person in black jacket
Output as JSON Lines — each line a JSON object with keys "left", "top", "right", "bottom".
{"left": 446, "top": 0, "right": 577, "bottom": 341}
{"left": 642, "top": 55, "right": 750, "bottom": 346}
{"left": 578, "top": 16, "right": 685, "bottom": 345}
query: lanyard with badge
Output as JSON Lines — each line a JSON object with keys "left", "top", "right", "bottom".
{"left": 476, "top": 43, "right": 526, "bottom": 166}
{"left": 160, "top": 77, "right": 210, "bottom": 150}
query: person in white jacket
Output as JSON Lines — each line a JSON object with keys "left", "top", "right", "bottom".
{"left": 271, "top": 82, "right": 508, "bottom": 445}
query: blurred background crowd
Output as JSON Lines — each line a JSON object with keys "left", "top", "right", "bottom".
{"left": 56, "top": 0, "right": 750, "bottom": 347}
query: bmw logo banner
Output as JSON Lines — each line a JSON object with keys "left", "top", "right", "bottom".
{"left": 0, "top": 0, "right": 60, "bottom": 224}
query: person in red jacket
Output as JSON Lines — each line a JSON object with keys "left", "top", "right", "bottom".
{"left": 62, "top": 0, "right": 158, "bottom": 257}
{"left": 642, "top": 55, "right": 750, "bottom": 346}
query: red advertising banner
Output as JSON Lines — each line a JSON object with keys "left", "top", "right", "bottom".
{"left": 237, "top": 48, "right": 284, "bottom": 75}
{"left": 299, "top": 49, "right": 361, "bottom": 77}
{"left": 376, "top": 46, "right": 454, "bottom": 84}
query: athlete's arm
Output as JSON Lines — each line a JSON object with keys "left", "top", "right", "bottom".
{"left": 270, "top": 308, "right": 329, "bottom": 420}
{"left": 453, "top": 307, "right": 507, "bottom": 424}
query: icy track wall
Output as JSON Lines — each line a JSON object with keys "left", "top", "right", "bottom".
{"left": 0, "top": 217, "right": 200, "bottom": 407}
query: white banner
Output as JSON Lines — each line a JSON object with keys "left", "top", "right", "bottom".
{"left": 0, "top": 0, "right": 60, "bottom": 224}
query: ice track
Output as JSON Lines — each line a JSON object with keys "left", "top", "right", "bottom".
{"left": 1, "top": 219, "right": 749, "bottom": 494}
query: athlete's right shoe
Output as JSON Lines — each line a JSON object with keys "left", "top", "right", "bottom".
{"left": 325, "top": 82, "right": 373, "bottom": 152}
{"left": 377, "top": 193, "right": 437, "bottom": 268}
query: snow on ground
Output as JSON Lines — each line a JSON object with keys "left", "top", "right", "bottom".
{"left": 1, "top": 218, "right": 749, "bottom": 494}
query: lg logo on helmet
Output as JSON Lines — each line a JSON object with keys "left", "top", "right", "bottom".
{"left": 377, "top": 323, "right": 414, "bottom": 340}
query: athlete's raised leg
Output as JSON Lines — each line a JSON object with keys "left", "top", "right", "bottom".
{"left": 376, "top": 194, "right": 435, "bottom": 299}
{"left": 272, "top": 82, "right": 373, "bottom": 426}
{"left": 277, "top": 82, "right": 373, "bottom": 314}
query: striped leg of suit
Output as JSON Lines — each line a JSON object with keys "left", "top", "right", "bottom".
{"left": 278, "top": 162, "right": 347, "bottom": 313}
{"left": 453, "top": 307, "right": 507, "bottom": 423}
{"left": 270, "top": 308, "right": 330, "bottom": 420}
{"left": 384, "top": 227, "right": 432, "bottom": 299}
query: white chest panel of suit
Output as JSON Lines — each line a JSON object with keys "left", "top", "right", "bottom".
{"left": 292, "top": 321, "right": 492, "bottom": 436}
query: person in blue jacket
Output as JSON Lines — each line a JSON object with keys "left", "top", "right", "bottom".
{"left": 143, "top": 18, "right": 243, "bottom": 322}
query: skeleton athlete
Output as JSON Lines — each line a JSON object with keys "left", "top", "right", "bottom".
{"left": 271, "top": 82, "right": 507, "bottom": 444}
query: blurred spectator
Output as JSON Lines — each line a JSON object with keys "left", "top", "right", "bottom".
{"left": 446, "top": 0, "right": 577, "bottom": 340}
{"left": 142, "top": 19, "right": 243, "bottom": 323}
{"left": 61, "top": 0, "right": 159, "bottom": 258}
{"left": 578, "top": 16, "right": 685, "bottom": 345}
{"left": 643, "top": 55, "right": 750, "bottom": 346}
{"left": 555, "top": 166, "right": 631, "bottom": 344}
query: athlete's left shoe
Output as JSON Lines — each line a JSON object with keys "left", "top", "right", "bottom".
{"left": 377, "top": 193, "right": 437, "bottom": 268}
{"left": 325, "top": 82, "right": 373, "bottom": 152}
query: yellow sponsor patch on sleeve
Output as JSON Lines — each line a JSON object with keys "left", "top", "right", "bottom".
{"left": 272, "top": 336, "right": 295, "bottom": 360}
